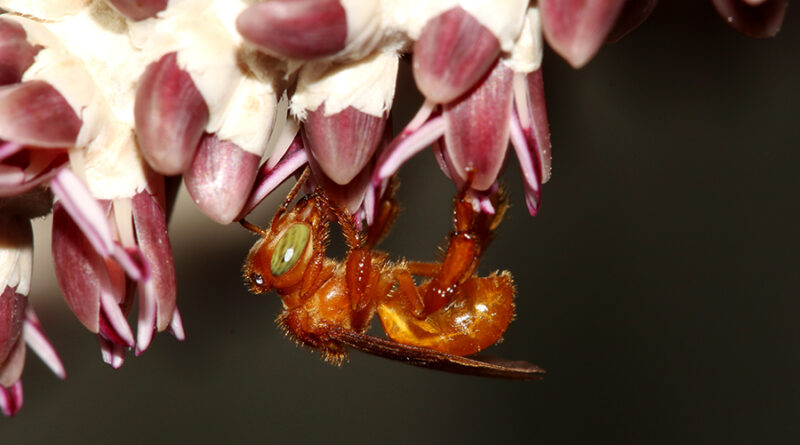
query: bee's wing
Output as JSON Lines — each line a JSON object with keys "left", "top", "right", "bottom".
{"left": 330, "top": 328, "right": 545, "bottom": 380}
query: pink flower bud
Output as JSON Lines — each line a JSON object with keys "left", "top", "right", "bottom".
{"left": 135, "top": 52, "right": 209, "bottom": 176}
{"left": 413, "top": 7, "right": 501, "bottom": 104}
{"left": 185, "top": 134, "right": 261, "bottom": 224}
{"left": 237, "top": 0, "right": 347, "bottom": 59}
{"left": 104, "top": 0, "right": 168, "bottom": 21}
{"left": 303, "top": 106, "right": 386, "bottom": 185}
{"left": 442, "top": 62, "right": 514, "bottom": 192}
{"left": 540, "top": 0, "right": 627, "bottom": 68}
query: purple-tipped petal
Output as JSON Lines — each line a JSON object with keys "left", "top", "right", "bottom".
{"left": 131, "top": 191, "right": 176, "bottom": 335}
{"left": 135, "top": 52, "right": 209, "bottom": 176}
{"left": 413, "top": 7, "right": 501, "bottom": 104}
{"left": 238, "top": 137, "right": 309, "bottom": 219}
{"left": 98, "top": 285, "right": 135, "bottom": 348}
{"left": 509, "top": 113, "right": 541, "bottom": 216}
{"left": 23, "top": 307, "right": 65, "bottom": 379}
{"left": 374, "top": 116, "right": 446, "bottom": 185}
{"left": 304, "top": 106, "right": 386, "bottom": 185}
{"left": 540, "top": 0, "right": 627, "bottom": 68}
{"left": 514, "top": 69, "right": 552, "bottom": 184}
{"left": 443, "top": 62, "right": 514, "bottom": 192}
{"left": 52, "top": 202, "right": 108, "bottom": 333}
{"left": 605, "top": 0, "right": 658, "bottom": 43}
{"left": 185, "top": 134, "right": 261, "bottom": 224}
{"left": 0, "top": 286, "right": 25, "bottom": 366}
{"left": 104, "top": 0, "right": 168, "bottom": 21}
{"left": 0, "top": 81, "right": 82, "bottom": 147}
{"left": 50, "top": 169, "right": 147, "bottom": 281}
{"left": 0, "top": 18, "right": 40, "bottom": 86}
{"left": 0, "top": 336, "right": 25, "bottom": 388}
{"left": 236, "top": 0, "right": 347, "bottom": 59}
{"left": 0, "top": 380, "right": 22, "bottom": 417}
{"left": 712, "top": 0, "right": 786, "bottom": 38}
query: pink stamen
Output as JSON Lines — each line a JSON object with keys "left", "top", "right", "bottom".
{"left": 374, "top": 116, "right": 446, "bottom": 184}
{"left": 23, "top": 307, "right": 66, "bottom": 379}
{"left": 402, "top": 100, "right": 437, "bottom": 137}
{"left": 238, "top": 144, "right": 309, "bottom": 219}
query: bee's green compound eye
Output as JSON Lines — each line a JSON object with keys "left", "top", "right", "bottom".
{"left": 270, "top": 224, "right": 310, "bottom": 277}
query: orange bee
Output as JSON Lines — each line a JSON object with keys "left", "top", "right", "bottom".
{"left": 241, "top": 169, "right": 543, "bottom": 379}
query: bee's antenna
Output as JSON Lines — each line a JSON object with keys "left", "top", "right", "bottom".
{"left": 280, "top": 166, "right": 311, "bottom": 212}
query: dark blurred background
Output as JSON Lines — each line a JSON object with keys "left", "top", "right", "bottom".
{"left": 5, "top": 2, "right": 800, "bottom": 443}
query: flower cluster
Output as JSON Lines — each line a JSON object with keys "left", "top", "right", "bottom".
{"left": 0, "top": 0, "right": 787, "bottom": 416}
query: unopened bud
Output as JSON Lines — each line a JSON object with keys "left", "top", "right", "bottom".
{"left": 135, "top": 52, "right": 209, "bottom": 175}
{"left": 237, "top": 0, "right": 347, "bottom": 59}
{"left": 443, "top": 62, "right": 514, "bottom": 192}
{"left": 185, "top": 134, "right": 261, "bottom": 224}
{"left": 540, "top": 0, "right": 626, "bottom": 68}
{"left": 413, "top": 7, "right": 501, "bottom": 104}
{"left": 304, "top": 106, "right": 386, "bottom": 185}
